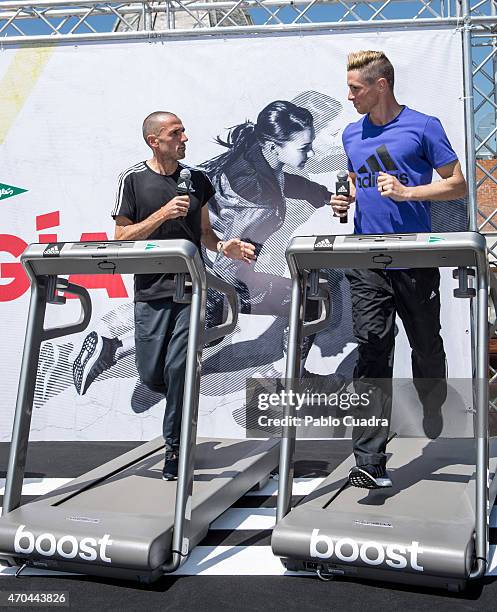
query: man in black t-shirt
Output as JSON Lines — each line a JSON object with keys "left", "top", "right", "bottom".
{"left": 113, "top": 111, "right": 256, "bottom": 480}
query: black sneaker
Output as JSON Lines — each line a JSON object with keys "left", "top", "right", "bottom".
{"left": 162, "top": 450, "right": 179, "bottom": 481}
{"left": 420, "top": 380, "right": 446, "bottom": 440}
{"left": 72, "top": 332, "right": 122, "bottom": 395}
{"left": 414, "top": 377, "right": 446, "bottom": 440}
{"left": 348, "top": 464, "right": 392, "bottom": 489}
{"left": 422, "top": 404, "right": 443, "bottom": 440}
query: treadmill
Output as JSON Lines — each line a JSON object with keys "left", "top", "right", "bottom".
{"left": 271, "top": 231, "right": 497, "bottom": 591}
{"left": 0, "top": 239, "right": 280, "bottom": 582}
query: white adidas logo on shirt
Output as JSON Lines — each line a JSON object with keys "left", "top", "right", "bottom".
{"left": 177, "top": 181, "right": 195, "bottom": 193}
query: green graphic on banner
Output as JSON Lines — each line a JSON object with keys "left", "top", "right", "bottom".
{"left": 0, "top": 182, "right": 27, "bottom": 202}
{"left": 145, "top": 243, "right": 159, "bottom": 250}
{"left": 428, "top": 236, "right": 446, "bottom": 244}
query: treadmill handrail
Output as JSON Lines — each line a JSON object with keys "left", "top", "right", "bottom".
{"left": 42, "top": 280, "right": 92, "bottom": 342}
{"left": 303, "top": 276, "right": 331, "bottom": 338}
{"left": 204, "top": 270, "right": 239, "bottom": 345}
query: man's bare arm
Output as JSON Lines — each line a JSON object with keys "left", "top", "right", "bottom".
{"left": 200, "top": 206, "right": 221, "bottom": 252}
{"left": 114, "top": 195, "right": 190, "bottom": 240}
{"left": 377, "top": 161, "right": 467, "bottom": 202}
{"left": 200, "top": 206, "right": 256, "bottom": 263}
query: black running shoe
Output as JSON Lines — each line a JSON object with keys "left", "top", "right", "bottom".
{"left": 72, "top": 332, "right": 122, "bottom": 395}
{"left": 422, "top": 404, "right": 443, "bottom": 440}
{"left": 419, "top": 380, "right": 446, "bottom": 440}
{"left": 162, "top": 450, "right": 179, "bottom": 481}
{"left": 348, "top": 464, "right": 392, "bottom": 489}
{"left": 414, "top": 376, "right": 447, "bottom": 440}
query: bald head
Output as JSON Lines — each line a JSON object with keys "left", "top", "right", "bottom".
{"left": 142, "top": 111, "right": 178, "bottom": 145}
{"left": 142, "top": 111, "right": 188, "bottom": 163}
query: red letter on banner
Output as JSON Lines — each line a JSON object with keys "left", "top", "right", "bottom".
{"left": 67, "top": 232, "right": 128, "bottom": 299}
{"left": 0, "top": 234, "right": 30, "bottom": 302}
{"left": 36, "top": 211, "right": 60, "bottom": 243}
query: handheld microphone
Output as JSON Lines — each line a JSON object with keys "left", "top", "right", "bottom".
{"left": 177, "top": 168, "right": 192, "bottom": 195}
{"left": 174, "top": 167, "right": 197, "bottom": 244}
{"left": 335, "top": 170, "right": 349, "bottom": 224}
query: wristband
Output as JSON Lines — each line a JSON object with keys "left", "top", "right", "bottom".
{"left": 216, "top": 240, "right": 225, "bottom": 254}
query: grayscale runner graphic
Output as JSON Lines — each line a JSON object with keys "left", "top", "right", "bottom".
{"left": 30, "top": 91, "right": 467, "bottom": 438}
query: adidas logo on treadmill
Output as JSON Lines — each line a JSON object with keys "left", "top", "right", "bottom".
{"left": 314, "top": 237, "right": 334, "bottom": 250}
{"left": 356, "top": 144, "right": 408, "bottom": 188}
{"left": 43, "top": 243, "right": 62, "bottom": 257}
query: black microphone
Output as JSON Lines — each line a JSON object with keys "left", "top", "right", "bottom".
{"left": 175, "top": 167, "right": 197, "bottom": 244}
{"left": 335, "top": 170, "right": 349, "bottom": 224}
{"left": 177, "top": 168, "right": 192, "bottom": 195}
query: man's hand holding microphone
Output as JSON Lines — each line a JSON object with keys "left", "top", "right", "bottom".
{"left": 160, "top": 167, "right": 192, "bottom": 221}
{"left": 161, "top": 195, "right": 190, "bottom": 220}
{"left": 331, "top": 170, "right": 355, "bottom": 222}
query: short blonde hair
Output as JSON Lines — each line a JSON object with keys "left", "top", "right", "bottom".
{"left": 347, "top": 51, "right": 394, "bottom": 90}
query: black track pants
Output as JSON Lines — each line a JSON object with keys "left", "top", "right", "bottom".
{"left": 345, "top": 268, "right": 447, "bottom": 467}
{"left": 134, "top": 298, "right": 190, "bottom": 450}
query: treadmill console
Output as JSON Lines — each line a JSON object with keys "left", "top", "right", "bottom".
{"left": 314, "top": 234, "right": 417, "bottom": 251}
{"left": 287, "top": 232, "right": 484, "bottom": 271}
{"left": 22, "top": 239, "right": 200, "bottom": 277}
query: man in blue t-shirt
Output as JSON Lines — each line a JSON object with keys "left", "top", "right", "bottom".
{"left": 331, "top": 50, "right": 467, "bottom": 489}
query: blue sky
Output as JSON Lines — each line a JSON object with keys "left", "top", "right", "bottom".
{"left": 2, "top": 2, "right": 495, "bottom": 152}
{"left": 5, "top": 2, "right": 446, "bottom": 35}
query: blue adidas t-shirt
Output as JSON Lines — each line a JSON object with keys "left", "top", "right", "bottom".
{"left": 342, "top": 106, "right": 458, "bottom": 234}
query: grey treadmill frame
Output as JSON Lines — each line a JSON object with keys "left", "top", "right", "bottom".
{"left": 275, "top": 231, "right": 489, "bottom": 580}
{"left": 2, "top": 239, "right": 238, "bottom": 573}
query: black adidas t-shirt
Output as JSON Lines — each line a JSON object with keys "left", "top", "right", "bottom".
{"left": 112, "top": 161, "right": 215, "bottom": 302}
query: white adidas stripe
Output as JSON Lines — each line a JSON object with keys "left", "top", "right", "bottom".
{"left": 112, "top": 162, "right": 147, "bottom": 217}
{"left": 113, "top": 162, "right": 146, "bottom": 216}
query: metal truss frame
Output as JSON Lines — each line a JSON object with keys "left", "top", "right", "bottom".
{"left": 0, "top": 1, "right": 494, "bottom": 38}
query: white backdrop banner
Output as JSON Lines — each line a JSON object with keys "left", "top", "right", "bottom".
{"left": 0, "top": 27, "right": 470, "bottom": 441}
